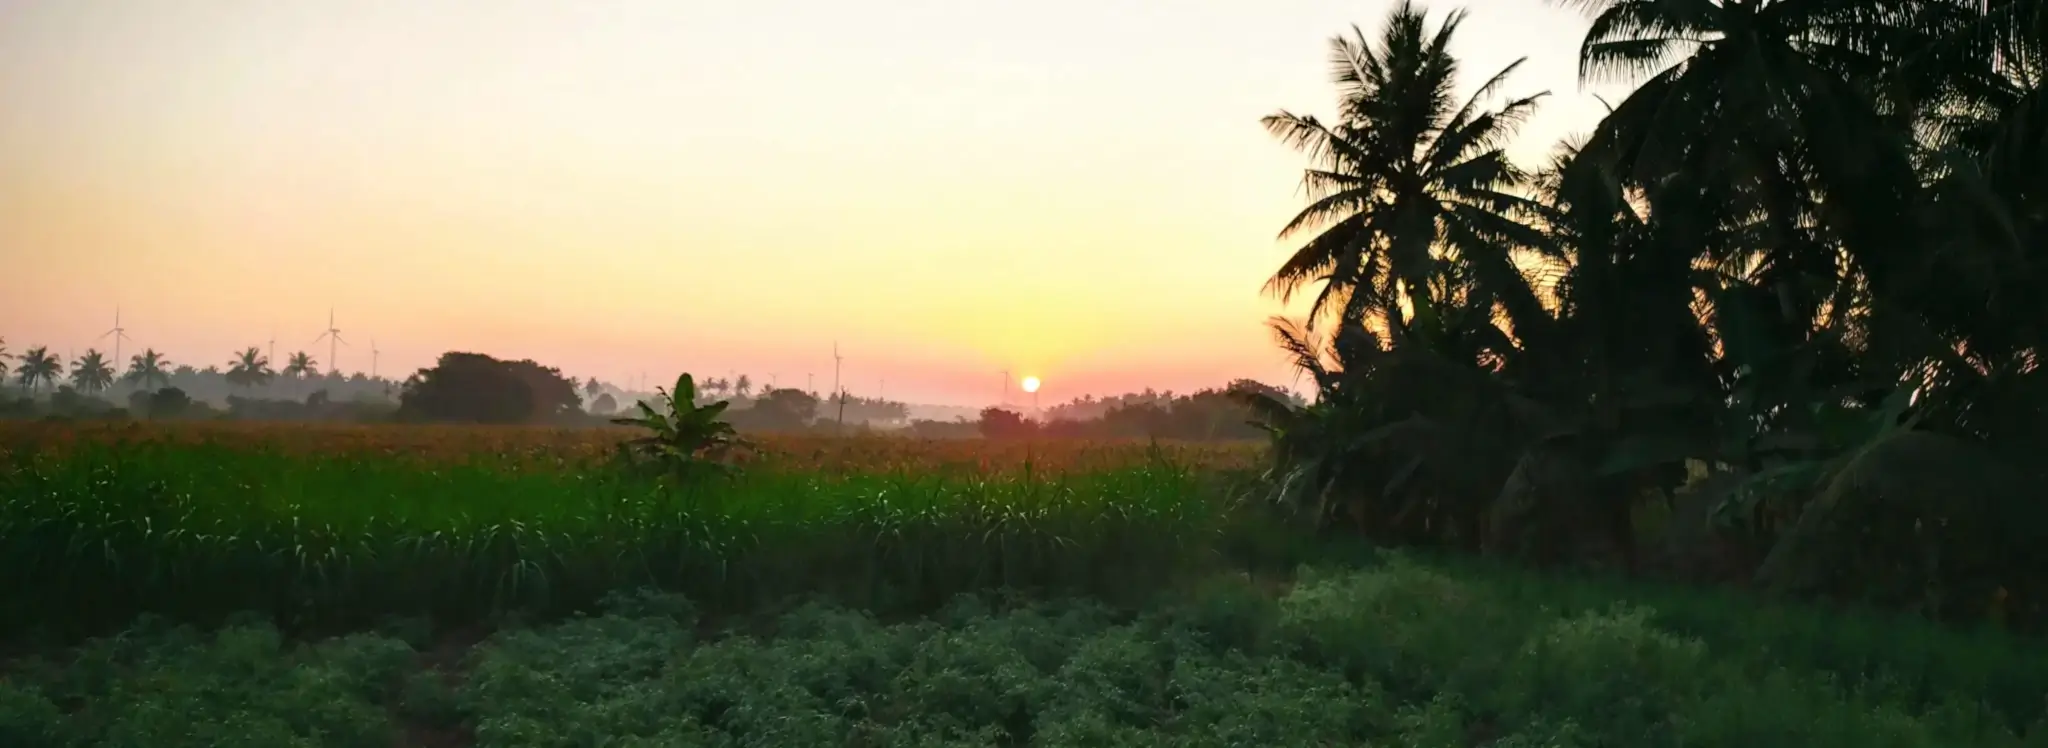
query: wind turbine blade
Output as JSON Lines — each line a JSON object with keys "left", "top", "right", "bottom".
{"left": 312, "top": 332, "right": 329, "bottom": 344}
{"left": 335, "top": 334, "right": 349, "bottom": 346}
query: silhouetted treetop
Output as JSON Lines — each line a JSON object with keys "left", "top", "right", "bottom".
{"left": 397, "top": 352, "right": 583, "bottom": 424}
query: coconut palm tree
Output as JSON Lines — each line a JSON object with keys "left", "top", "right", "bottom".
{"left": 733, "top": 374, "right": 754, "bottom": 398}
{"left": 124, "top": 349, "right": 172, "bottom": 390}
{"left": 283, "top": 351, "right": 316, "bottom": 380}
{"left": 225, "top": 347, "right": 274, "bottom": 392}
{"left": 282, "top": 351, "right": 317, "bottom": 396}
{"left": 1261, "top": 0, "right": 1552, "bottom": 344}
{"left": 1554, "top": 0, "right": 1968, "bottom": 321}
{"left": 69, "top": 349, "right": 114, "bottom": 394}
{"left": 13, "top": 346, "right": 59, "bottom": 394}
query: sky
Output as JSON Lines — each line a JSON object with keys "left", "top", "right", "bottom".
{"left": 0, "top": 0, "right": 1622, "bottom": 406}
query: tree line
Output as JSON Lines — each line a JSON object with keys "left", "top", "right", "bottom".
{"left": 0, "top": 341, "right": 1277, "bottom": 441}
{"left": 947, "top": 380, "right": 1299, "bottom": 441}
{"left": 1233, "top": 0, "right": 2046, "bottom": 628}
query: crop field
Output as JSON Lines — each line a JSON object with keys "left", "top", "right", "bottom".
{"left": 0, "top": 423, "right": 1261, "bottom": 637}
{"left": 3, "top": 421, "right": 2047, "bottom": 746}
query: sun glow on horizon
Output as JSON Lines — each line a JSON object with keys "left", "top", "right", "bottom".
{"left": 1020, "top": 376, "right": 1041, "bottom": 394}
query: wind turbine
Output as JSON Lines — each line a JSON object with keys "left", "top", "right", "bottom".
{"left": 832, "top": 342, "right": 846, "bottom": 427}
{"left": 97, "top": 307, "right": 134, "bottom": 368}
{"left": 311, "top": 309, "right": 347, "bottom": 375}
{"left": 369, "top": 338, "right": 381, "bottom": 379}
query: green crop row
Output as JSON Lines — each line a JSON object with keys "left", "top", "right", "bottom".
{"left": 0, "top": 441, "right": 1233, "bottom": 639}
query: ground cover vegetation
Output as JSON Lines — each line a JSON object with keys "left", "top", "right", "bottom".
{"left": 4, "top": 558, "right": 2048, "bottom": 746}
{"left": 2, "top": 0, "right": 2045, "bottom": 744}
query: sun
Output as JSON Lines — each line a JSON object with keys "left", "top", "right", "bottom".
{"left": 1020, "top": 376, "right": 1041, "bottom": 394}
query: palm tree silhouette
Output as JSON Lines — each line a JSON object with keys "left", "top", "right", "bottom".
{"left": 284, "top": 351, "right": 316, "bottom": 379}
{"left": 283, "top": 351, "right": 317, "bottom": 395}
{"left": 734, "top": 374, "right": 753, "bottom": 398}
{"left": 226, "top": 347, "right": 275, "bottom": 392}
{"left": 69, "top": 349, "right": 115, "bottom": 394}
{"left": 13, "top": 346, "right": 59, "bottom": 393}
{"left": 124, "top": 349, "right": 172, "bottom": 390}
{"left": 1262, "top": 0, "right": 1548, "bottom": 337}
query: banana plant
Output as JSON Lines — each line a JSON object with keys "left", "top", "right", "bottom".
{"left": 611, "top": 373, "right": 752, "bottom": 483}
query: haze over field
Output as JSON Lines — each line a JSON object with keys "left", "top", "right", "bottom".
{"left": 0, "top": 0, "right": 1621, "bottom": 406}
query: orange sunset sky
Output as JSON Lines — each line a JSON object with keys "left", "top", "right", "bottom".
{"left": 0, "top": 0, "right": 1624, "bottom": 406}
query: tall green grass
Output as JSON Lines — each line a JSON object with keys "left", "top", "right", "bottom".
{"left": 0, "top": 441, "right": 1229, "bottom": 638}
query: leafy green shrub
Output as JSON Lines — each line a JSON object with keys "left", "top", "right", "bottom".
{"left": 0, "top": 620, "right": 410, "bottom": 748}
{"left": 1275, "top": 559, "right": 1518, "bottom": 697}
{"left": 611, "top": 372, "right": 751, "bottom": 483}
{"left": 1494, "top": 606, "right": 1710, "bottom": 743}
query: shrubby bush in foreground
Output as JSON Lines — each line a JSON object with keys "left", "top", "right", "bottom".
{"left": 4, "top": 560, "right": 2043, "bottom": 747}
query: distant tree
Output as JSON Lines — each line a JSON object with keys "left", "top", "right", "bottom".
{"left": 733, "top": 375, "right": 754, "bottom": 399}
{"left": 69, "top": 350, "right": 115, "bottom": 393}
{"left": 49, "top": 385, "right": 94, "bottom": 416}
{"left": 1226, "top": 379, "right": 1294, "bottom": 405}
{"left": 148, "top": 387, "right": 193, "bottom": 418}
{"left": 591, "top": 392, "right": 618, "bottom": 415}
{"left": 907, "top": 417, "right": 980, "bottom": 439}
{"left": 0, "top": 337, "right": 10, "bottom": 369}
{"left": 124, "top": 349, "right": 172, "bottom": 390}
{"left": 397, "top": 352, "right": 583, "bottom": 424}
{"left": 225, "top": 347, "right": 274, "bottom": 391}
{"left": 128, "top": 386, "right": 193, "bottom": 419}
{"left": 13, "top": 346, "right": 59, "bottom": 393}
{"left": 729, "top": 387, "right": 817, "bottom": 431}
{"left": 978, "top": 407, "right": 1033, "bottom": 439}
